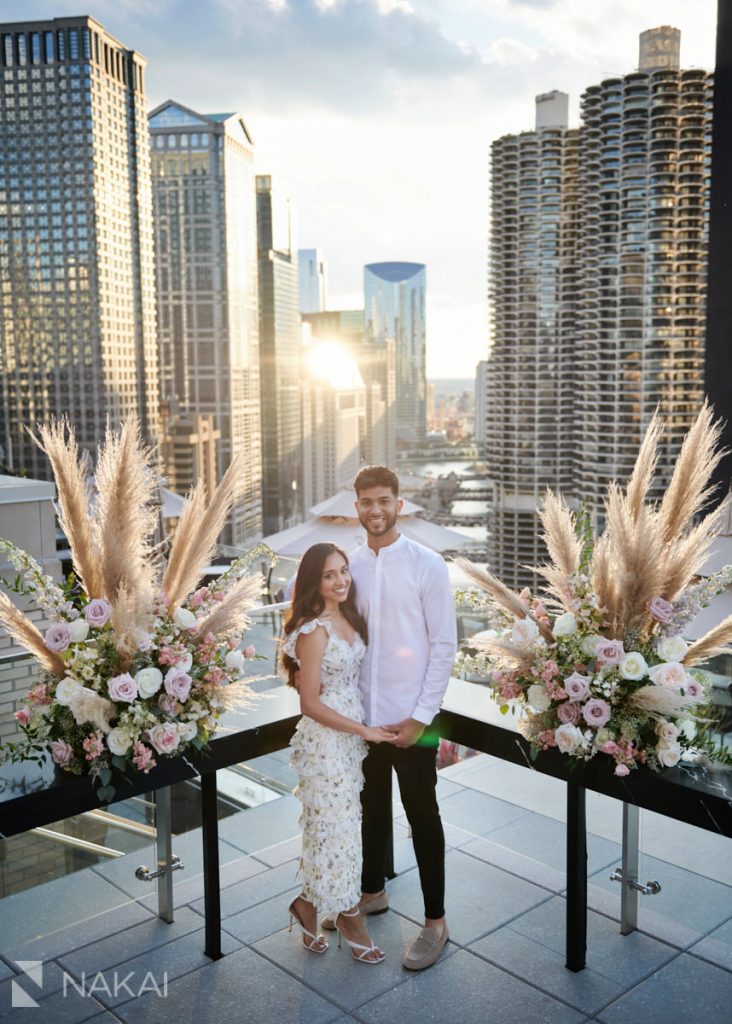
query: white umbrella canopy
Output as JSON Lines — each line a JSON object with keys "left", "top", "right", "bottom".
{"left": 262, "top": 505, "right": 476, "bottom": 558}
{"left": 308, "top": 488, "right": 423, "bottom": 519}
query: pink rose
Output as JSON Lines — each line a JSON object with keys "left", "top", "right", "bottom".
{"left": 648, "top": 597, "right": 673, "bottom": 624}
{"left": 602, "top": 740, "right": 620, "bottom": 755}
{"left": 557, "top": 701, "right": 581, "bottom": 725}
{"left": 595, "top": 639, "right": 625, "bottom": 667}
{"left": 14, "top": 707, "right": 31, "bottom": 725}
{"left": 244, "top": 645, "right": 256, "bottom": 659}
{"left": 108, "top": 673, "right": 138, "bottom": 703}
{"left": 227, "top": 635, "right": 242, "bottom": 650}
{"left": 44, "top": 623, "right": 72, "bottom": 652}
{"left": 582, "top": 698, "right": 611, "bottom": 728}
{"left": 164, "top": 667, "right": 192, "bottom": 703}
{"left": 564, "top": 672, "right": 591, "bottom": 702}
{"left": 84, "top": 599, "right": 113, "bottom": 627}
{"left": 148, "top": 722, "right": 181, "bottom": 756}
{"left": 51, "top": 739, "right": 74, "bottom": 766}
{"left": 614, "top": 763, "right": 630, "bottom": 777}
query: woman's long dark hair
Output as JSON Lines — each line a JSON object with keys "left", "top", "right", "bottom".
{"left": 281, "top": 543, "right": 368, "bottom": 688}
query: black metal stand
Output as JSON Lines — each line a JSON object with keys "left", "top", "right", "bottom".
{"left": 565, "top": 781, "right": 587, "bottom": 972}
{"left": 201, "top": 770, "right": 222, "bottom": 960}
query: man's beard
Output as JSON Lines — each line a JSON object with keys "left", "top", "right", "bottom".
{"left": 358, "top": 508, "right": 398, "bottom": 537}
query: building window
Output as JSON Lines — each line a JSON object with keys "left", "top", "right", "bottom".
{"left": 17, "top": 34, "right": 27, "bottom": 66}
{"left": 69, "top": 29, "right": 79, "bottom": 60}
{"left": 3, "top": 35, "right": 13, "bottom": 66}
{"left": 57, "top": 31, "right": 66, "bottom": 61}
{"left": 30, "top": 32, "right": 41, "bottom": 64}
{"left": 44, "top": 31, "right": 55, "bottom": 62}
{"left": 83, "top": 28, "right": 90, "bottom": 59}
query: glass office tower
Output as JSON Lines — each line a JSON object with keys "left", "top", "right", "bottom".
{"left": 149, "top": 101, "right": 262, "bottom": 546}
{"left": 0, "top": 16, "right": 159, "bottom": 475}
{"left": 364, "top": 261, "right": 426, "bottom": 445}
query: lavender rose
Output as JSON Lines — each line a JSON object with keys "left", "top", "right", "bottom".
{"left": 595, "top": 638, "right": 625, "bottom": 667}
{"left": 51, "top": 739, "right": 74, "bottom": 766}
{"left": 648, "top": 596, "right": 673, "bottom": 624}
{"left": 164, "top": 667, "right": 192, "bottom": 703}
{"left": 108, "top": 673, "right": 138, "bottom": 703}
{"left": 581, "top": 698, "right": 611, "bottom": 728}
{"left": 45, "top": 622, "right": 72, "bottom": 652}
{"left": 564, "top": 672, "right": 591, "bottom": 702}
{"left": 84, "top": 599, "right": 112, "bottom": 627}
{"left": 557, "top": 701, "right": 581, "bottom": 725}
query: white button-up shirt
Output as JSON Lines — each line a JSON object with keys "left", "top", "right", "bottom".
{"left": 349, "top": 533, "right": 457, "bottom": 727}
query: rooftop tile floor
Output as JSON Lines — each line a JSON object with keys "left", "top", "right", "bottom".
{"left": 1, "top": 754, "right": 730, "bottom": 1023}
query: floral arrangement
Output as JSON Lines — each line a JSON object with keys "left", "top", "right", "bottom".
{"left": 456, "top": 405, "right": 732, "bottom": 776}
{"left": 0, "top": 419, "right": 268, "bottom": 801}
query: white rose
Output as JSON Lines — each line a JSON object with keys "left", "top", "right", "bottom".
{"left": 173, "top": 607, "right": 198, "bottom": 630}
{"left": 553, "top": 612, "right": 577, "bottom": 637}
{"left": 135, "top": 666, "right": 163, "bottom": 698}
{"left": 511, "top": 617, "right": 539, "bottom": 647}
{"left": 55, "top": 677, "right": 83, "bottom": 706}
{"left": 148, "top": 722, "right": 181, "bottom": 755}
{"left": 581, "top": 634, "right": 603, "bottom": 658}
{"left": 649, "top": 662, "right": 687, "bottom": 689}
{"left": 555, "top": 724, "right": 583, "bottom": 755}
{"left": 68, "top": 618, "right": 90, "bottom": 643}
{"left": 657, "top": 742, "right": 681, "bottom": 768}
{"left": 107, "top": 727, "right": 133, "bottom": 756}
{"left": 527, "top": 684, "right": 551, "bottom": 712}
{"left": 225, "top": 649, "right": 245, "bottom": 673}
{"left": 178, "top": 720, "right": 198, "bottom": 742}
{"left": 178, "top": 652, "right": 193, "bottom": 672}
{"left": 619, "top": 652, "right": 648, "bottom": 681}
{"left": 656, "top": 635, "right": 688, "bottom": 663}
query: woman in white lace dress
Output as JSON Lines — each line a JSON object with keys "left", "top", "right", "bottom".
{"left": 282, "top": 543, "right": 395, "bottom": 964}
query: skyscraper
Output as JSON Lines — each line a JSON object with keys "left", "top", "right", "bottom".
{"left": 575, "top": 29, "right": 710, "bottom": 519}
{"left": 149, "top": 100, "right": 262, "bottom": 546}
{"left": 298, "top": 248, "right": 327, "bottom": 313}
{"left": 487, "top": 93, "right": 580, "bottom": 589}
{"left": 256, "top": 174, "right": 303, "bottom": 533}
{"left": 0, "top": 16, "right": 159, "bottom": 476}
{"left": 475, "top": 360, "right": 488, "bottom": 447}
{"left": 364, "top": 261, "right": 426, "bottom": 445}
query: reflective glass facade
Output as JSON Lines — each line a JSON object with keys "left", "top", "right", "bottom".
{"left": 0, "top": 16, "right": 159, "bottom": 476}
{"left": 149, "top": 102, "right": 262, "bottom": 546}
{"left": 364, "top": 261, "right": 426, "bottom": 444}
{"left": 256, "top": 175, "right": 302, "bottom": 533}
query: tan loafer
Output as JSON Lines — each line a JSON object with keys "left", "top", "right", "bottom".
{"left": 321, "top": 889, "right": 389, "bottom": 931}
{"left": 402, "top": 924, "right": 449, "bottom": 971}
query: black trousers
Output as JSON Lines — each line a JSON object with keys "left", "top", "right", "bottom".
{"left": 361, "top": 739, "right": 445, "bottom": 920}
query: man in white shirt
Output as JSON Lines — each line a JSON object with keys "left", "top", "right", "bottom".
{"left": 346, "top": 465, "right": 456, "bottom": 970}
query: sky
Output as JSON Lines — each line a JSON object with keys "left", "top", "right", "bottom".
{"left": 5, "top": 0, "right": 718, "bottom": 377}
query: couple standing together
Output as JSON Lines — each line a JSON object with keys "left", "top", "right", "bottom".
{"left": 281, "top": 466, "right": 457, "bottom": 969}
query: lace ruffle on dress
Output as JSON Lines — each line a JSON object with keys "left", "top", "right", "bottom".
{"left": 284, "top": 618, "right": 367, "bottom": 916}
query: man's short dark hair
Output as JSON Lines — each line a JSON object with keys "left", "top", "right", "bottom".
{"left": 353, "top": 465, "right": 400, "bottom": 497}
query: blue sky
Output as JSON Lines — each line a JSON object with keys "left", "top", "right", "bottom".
{"left": 4, "top": 0, "right": 718, "bottom": 376}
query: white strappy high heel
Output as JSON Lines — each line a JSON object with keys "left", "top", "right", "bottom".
{"left": 288, "top": 898, "right": 329, "bottom": 954}
{"left": 335, "top": 908, "right": 386, "bottom": 964}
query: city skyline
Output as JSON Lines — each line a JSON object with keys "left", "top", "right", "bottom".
{"left": 9, "top": 0, "right": 717, "bottom": 378}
